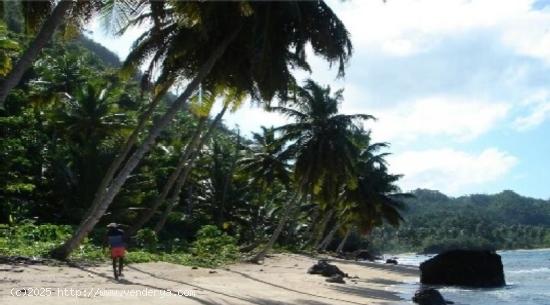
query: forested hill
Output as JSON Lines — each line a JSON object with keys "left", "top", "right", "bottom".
{"left": 77, "top": 35, "right": 121, "bottom": 67}
{"left": 369, "top": 189, "right": 550, "bottom": 254}
{"left": 78, "top": 35, "right": 178, "bottom": 103}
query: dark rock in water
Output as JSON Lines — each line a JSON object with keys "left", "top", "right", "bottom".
{"left": 325, "top": 274, "right": 346, "bottom": 284}
{"left": 412, "top": 288, "right": 453, "bottom": 305}
{"left": 420, "top": 249, "right": 505, "bottom": 287}
{"left": 307, "top": 260, "right": 347, "bottom": 277}
{"left": 386, "top": 259, "right": 398, "bottom": 265}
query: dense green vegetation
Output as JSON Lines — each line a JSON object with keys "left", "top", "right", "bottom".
{"left": 4, "top": 1, "right": 546, "bottom": 267}
{"left": 368, "top": 189, "right": 550, "bottom": 254}
{"left": 1, "top": 1, "right": 406, "bottom": 266}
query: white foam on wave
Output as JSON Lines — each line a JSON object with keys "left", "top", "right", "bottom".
{"left": 508, "top": 267, "right": 550, "bottom": 274}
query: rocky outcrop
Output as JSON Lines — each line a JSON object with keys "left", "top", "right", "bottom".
{"left": 336, "top": 249, "right": 380, "bottom": 261}
{"left": 420, "top": 250, "right": 505, "bottom": 287}
{"left": 307, "top": 260, "right": 347, "bottom": 278}
{"left": 385, "top": 258, "right": 398, "bottom": 265}
{"left": 412, "top": 288, "right": 453, "bottom": 305}
{"left": 353, "top": 250, "right": 380, "bottom": 261}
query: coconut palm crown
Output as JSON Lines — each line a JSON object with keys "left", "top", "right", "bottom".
{"left": 271, "top": 79, "right": 374, "bottom": 197}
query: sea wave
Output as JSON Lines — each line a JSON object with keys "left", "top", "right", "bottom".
{"left": 508, "top": 267, "right": 550, "bottom": 274}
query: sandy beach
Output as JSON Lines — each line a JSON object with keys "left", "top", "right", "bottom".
{"left": 0, "top": 254, "right": 418, "bottom": 305}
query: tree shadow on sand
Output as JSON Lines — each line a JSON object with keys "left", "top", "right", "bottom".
{"left": 244, "top": 297, "right": 340, "bottom": 305}
{"left": 226, "top": 269, "right": 386, "bottom": 305}
{"left": 126, "top": 265, "right": 255, "bottom": 304}
{"left": 66, "top": 263, "right": 226, "bottom": 305}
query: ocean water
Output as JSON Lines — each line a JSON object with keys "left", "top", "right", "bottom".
{"left": 389, "top": 249, "right": 550, "bottom": 305}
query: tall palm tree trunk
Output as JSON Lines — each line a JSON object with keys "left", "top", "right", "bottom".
{"left": 124, "top": 116, "right": 208, "bottom": 238}
{"left": 335, "top": 227, "right": 351, "bottom": 253}
{"left": 81, "top": 86, "right": 171, "bottom": 230}
{"left": 317, "top": 222, "right": 342, "bottom": 252}
{"left": 217, "top": 133, "right": 239, "bottom": 226}
{"left": 50, "top": 27, "right": 241, "bottom": 260}
{"left": 312, "top": 208, "right": 335, "bottom": 248}
{"left": 0, "top": 0, "right": 75, "bottom": 108}
{"left": 250, "top": 193, "right": 300, "bottom": 263}
{"left": 154, "top": 105, "right": 228, "bottom": 234}
{"left": 302, "top": 205, "right": 319, "bottom": 248}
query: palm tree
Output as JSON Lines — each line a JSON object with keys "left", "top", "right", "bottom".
{"left": 0, "top": 0, "right": 106, "bottom": 107}
{"left": 153, "top": 103, "right": 229, "bottom": 234}
{"left": 335, "top": 225, "right": 352, "bottom": 253}
{"left": 0, "top": 0, "right": 152, "bottom": 107}
{"left": 310, "top": 206, "right": 336, "bottom": 248}
{"left": 273, "top": 80, "right": 373, "bottom": 196}
{"left": 124, "top": 115, "right": 208, "bottom": 238}
{"left": 240, "top": 127, "right": 293, "bottom": 262}
{"left": 250, "top": 79, "right": 373, "bottom": 262}
{"left": 125, "top": 85, "right": 244, "bottom": 237}
{"left": 335, "top": 131, "right": 409, "bottom": 251}
{"left": 52, "top": 83, "right": 131, "bottom": 219}
{"left": 53, "top": 1, "right": 353, "bottom": 259}
{"left": 0, "top": 0, "right": 74, "bottom": 107}
{"left": 240, "top": 126, "right": 292, "bottom": 189}
{"left": 127, "top": 100, "right": 231, "bottom": 237}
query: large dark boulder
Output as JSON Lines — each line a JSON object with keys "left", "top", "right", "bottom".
{"left": 412, "top": 288, "right": 453, "bottom": 305}
{"left": 420, "top": 250, "right": 505, "bottom": 287}
{"left": 386, "top": 258, "right": 398, "bottom": 265}
{"left": 307, "top": 260, "right": 347, "bottom": 277}
{"left": 353, "top": 250, "right": 380, "bottom": 261}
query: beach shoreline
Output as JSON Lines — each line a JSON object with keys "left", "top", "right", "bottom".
{"left": 0, "top": 253, "right": 419, "bottom": 305}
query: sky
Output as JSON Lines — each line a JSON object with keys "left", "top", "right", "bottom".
{"left": 88, "top": 0, "right": 550, "bottom": 199}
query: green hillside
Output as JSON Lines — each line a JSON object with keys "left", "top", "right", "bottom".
{"left": 368, "top": 189, "right": 550, "bottom": 253}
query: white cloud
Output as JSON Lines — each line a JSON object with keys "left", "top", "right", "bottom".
{"left": 389, "top": 148, "right": 518, "bottom": 195}
{"left": 331, "top": 0, "right": 532, "bottom": 56}
{"left": 362, "top": 96, "right": 510, "bottom": 143}
{"left": 220, "top": 104, "right": 289, "bottom": 138}
{"left": 514, "top": 102, "right": 550, "bottom": 130}
{"left": 328, "top": 0, "right": 550, "bottom": 64}
{"left": 499, "top": 8, "right": 550, "bottom": 65}
{"left": 513, "top": 89, "right": 550, "bottom": 130}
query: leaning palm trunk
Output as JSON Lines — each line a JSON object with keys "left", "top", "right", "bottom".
{"left": 302, "top": 206, "right": 320, "bottom": 248}
{"left": 0, "top": 0, "right": 75, "bottom": 107}
{"left": 81, "top": 85, "right": 172, "bottom": 229}
{"left": 312, "top": 209, "right": 335, "bottom": 249}
{"left": 249, "top": 193, "right": 301, "bottom": 263}
{"left": 335, "top": 226, "right": 351, "bottom": 253}
{"left": 124, "top": 116, "right": 208, "bottom": 238}
{"left": 153, "top": 105, "right": 228, "bottom": 234}
{"left": 50, "top": 28, "right": 240, "bottom": 260}
{"left": 317, "top": 222, "right": 342, "bottom": 252}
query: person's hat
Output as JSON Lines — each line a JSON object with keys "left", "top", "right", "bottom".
{"left": 106, "top": 223, "right": 118, "bottom": 228}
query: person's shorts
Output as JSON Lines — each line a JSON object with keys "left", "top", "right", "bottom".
{"left": 110, "top": 247, "right": 125, "bottom": 258}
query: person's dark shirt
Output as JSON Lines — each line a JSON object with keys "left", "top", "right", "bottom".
{"left": 107, "top": 228, "right": 125, "bottom": 248}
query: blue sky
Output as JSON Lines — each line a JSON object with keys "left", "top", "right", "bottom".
{"left": 88, "top": 0, "right": 550, "bottom": 199}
